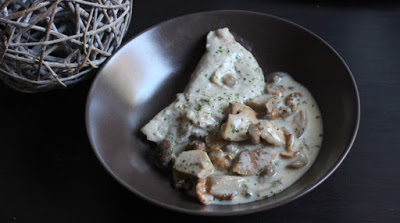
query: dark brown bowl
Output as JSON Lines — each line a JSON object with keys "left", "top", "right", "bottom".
{"left": 86, "top": 10, "right": 360, "bottom": 215}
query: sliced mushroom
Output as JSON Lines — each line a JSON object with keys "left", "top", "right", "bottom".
{"left": 156, "top": 139, "right": 175, "bottom": 168}
{"left": 277, "top": 92, "right": 303, "bottom": 118}
{"left": 246, "top": 95, "right": 274, "bottom": 112}
{"left": 258, "top": 120, "right": 285, "bottom": 146}
{"left": 196, "top": 178, "right": 213, "bottom": 205}
{"left": 258, "top": 165, "right": 277, "bottom": 183}
{"left": 293, "top": 110, "right": 308, "bottom": 138}
{"left": 210, "top": 58, "right": 237, "bottom": 88}
{"left": 173, "top": 150, "right": 215, "bottom": 205}
{"left": 285, "top": 92, "right": 302, "bottom": 107}
{"left": 172, "top": 170, "right": 195, "bottom": 190}
{"left": 174, "top": 150, "right": 214, "bottom": 178}
{"left": 283, "top": 129, "right": 295, "bottom": 153}
{"left": 287, "top": 152, "right": 308, "bottom": 169}
{"left": 207, "top": 147, "right": 230, "bottom": 171}
{"left": 265, "top": 97, "right": 278, "bottom": 112}
{"left": 224, "top": 144, "right": 238, "bottom": 154}
{"left": 246, "top": 95, "right": 279, "bottom": 112}
{"left": 279, "top": 129, "right": 302, "bottom": 159}
{"left": 265, "top": 83, "right": 285, "bottom": 97}
{"left": 205, "top": 131, "right": 229, "bottom": 148}
{"left": 246, "top": 95, "right": 281, "bottom": 120}
{"left": 206, "top": 175, "right": 245, "bottom": 201}
{"left": 222, "top": 74, "right": 239, "bottom": 88}
{"left": 269, "top": 109, "right": 281, "bottom": 120}
{"left": 280, "top": 150, "right": 300, "bottom": 159}
{"left": 229, "top": 102, "right": 242, "bottom": 114}
{"left": 248, "top": 124, "right": 261, "bottom": 144}
{"left": 231, "top": 150, "right": 257, "bottom": 176}
{"left": 223, "top": 144, "right": 239, "bottom": 161}
{"left": 231, "top": 149, "right": 277, "bottom": 176}
{"left": 264, "top": 97, "right": 280, "bottom": 120}
{"left": 279, "top": 107, "right": 296, "bottom": 118}
{"left": 264, "top": 165, "right": 277, "bottom": 177}
{"left": 266, "top": 73, "right": 283, "bottom": 84}
{"left": 220, "top": 103, "right": 258, "bottom": 141}
{"left": 285, "top": 92, "right": 302, "bottom": 112}
{"left": 189, "top": 140, "right": 206, "bottom": 151}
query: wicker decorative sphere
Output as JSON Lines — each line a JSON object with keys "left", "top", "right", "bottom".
{"left": 0, "top": 0, "right": 133, "bottom": 92}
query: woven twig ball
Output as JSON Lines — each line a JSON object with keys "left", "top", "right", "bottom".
{"left": 0, "top": 0, "right": 133, "bottom": 92}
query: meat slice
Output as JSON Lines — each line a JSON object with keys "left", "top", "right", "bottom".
{"left": 141, "top": 28, "right": 265, "bottom": 148}
{"left": 231, "top": 149, "right": 277, "bottom": 176}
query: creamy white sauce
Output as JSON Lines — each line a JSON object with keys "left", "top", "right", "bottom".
{"left": 141, "top": 28, "right": 264, "bottom": 146}
{"left": 141, "top": 28, "right": 323, "bottom": 205}
{"left": 209, "top": 73, "right": 323, "bottom": 204}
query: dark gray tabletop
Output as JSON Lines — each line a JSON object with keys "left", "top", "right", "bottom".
{"left": 1, "top": 0, "right": 399, "bottom": 222}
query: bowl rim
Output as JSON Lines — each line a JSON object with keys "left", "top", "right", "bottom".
{"left": 85, "top": 9, "right": 361, "bottom": 216}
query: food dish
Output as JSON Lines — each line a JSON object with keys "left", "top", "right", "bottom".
{"left": 141, "top": 28, "right": 323, "bottom": 205}
{"left": 86, "top": 10, "right": 359, "bottom": 215}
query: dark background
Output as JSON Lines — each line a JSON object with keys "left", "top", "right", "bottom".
{"left": 1, "top": 0, "right": 399, "bottom": 222}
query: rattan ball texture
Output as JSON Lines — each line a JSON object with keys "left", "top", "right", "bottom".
{"left": 0, "top": 0, "right": 133, "bottom": 93}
